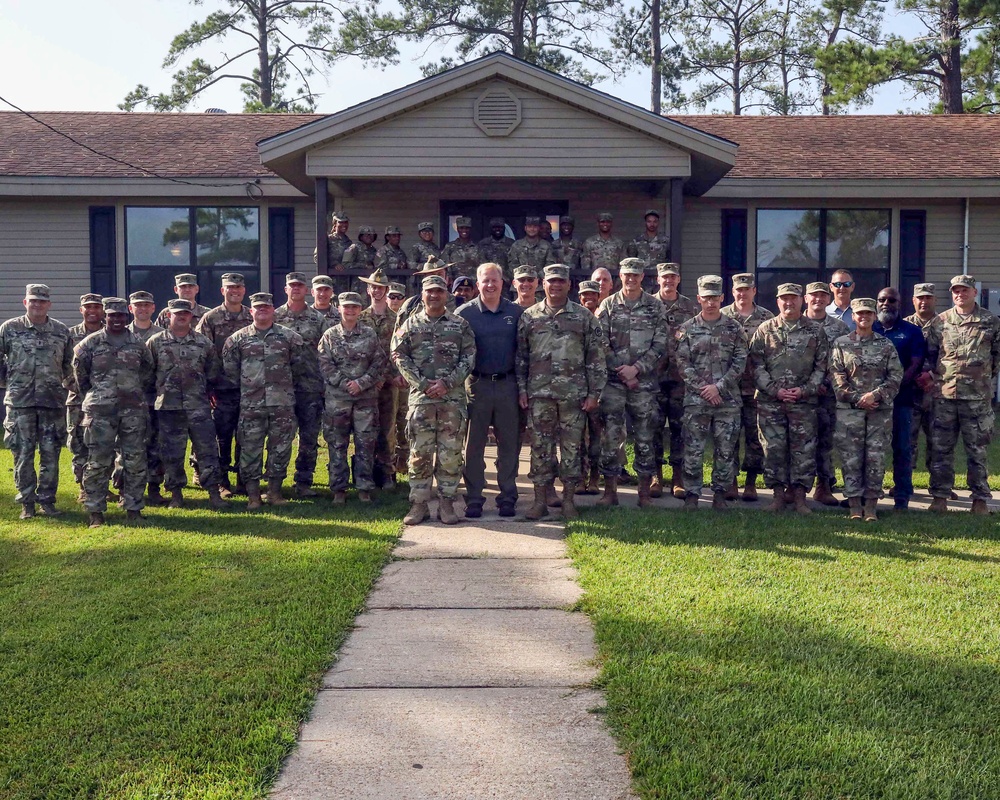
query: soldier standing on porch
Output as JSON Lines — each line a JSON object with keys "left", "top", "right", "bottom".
{"left": 314, "top": 212, "right": 352, "bottom": 272}
{"left": 440, "top": 217, "right": 482, "bottom": 282}
{"left": 581, "top": 212, "right": 626, "bottom": 273}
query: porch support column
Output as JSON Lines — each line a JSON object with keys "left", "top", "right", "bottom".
{"left": 315, "top": 178, "right": 329, "bottom": 275}
{"left": 669, "top": 177, "right": 683, "bottom": 272}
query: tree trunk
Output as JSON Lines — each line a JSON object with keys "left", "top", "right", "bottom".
{"left": 258, "top": 0, "right": 272, "bottom": 108}
{"left": 940, "top": 0, "right": 964, "bottom": 113}
{"left": 512, "top": 0, "right": 527, "bottom": 59}
{"left": 651, "top": 0, "right": 662, "bottom": 113}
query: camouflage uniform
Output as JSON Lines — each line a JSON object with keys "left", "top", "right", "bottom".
{"left": 313, "top": 304, "right": 343, "bottom": 325}
{"left": 273, "top": 303, "right": 333, "bottom": 488}
{"left": 655, "top": 293, "right": 698, "bottom": 474}
{"left": 441, "top": 240, "right": 483, "bottom": 281}
{"left": 905, "top": 311, "right": 936, "bottom": 472}
{"left": 410, "top": 241, "right": 441, "bottom": 270}
{"left": 66, "top": 321, "right": 103, "bottom": 483}
{"left": 147, "top": 328, "right": 224, "bottom": 491}
{"left": 0, "top": 313, "right": 72, "bottom": 506}
{"left": 391, "top": 308, "right": 476, "bottom": 501}
{"left": 810, "top": 313, "right": 851, "bottom": 488}
{"left": 581, "top": 235, "right": 626, "bottom": 272}
{"left": 74, "top": 328, "right": 154, "bottom": 513}
{"left": 376, "top": 243, "right": 409, "bottom": 272}
{"left": 121, "top": 320, "right": 165, "bottom": 489}
{"left": 748, "top": 316, "right": 829, "bottom": 489}
{"left": 721, "top": 302, "right": 773, "bottom": 474}
{"left": 675, "top": 313, "right": 747, "bottom": 496}
{"left": 155, "top": 303, "right": 210, "bottom": 329}
{"left": 596, "top": 290, "right": 668, "bottom": 478}
{"left": 342, "top": 241, "right": 377, "bottom": 270}
{"left": 315, "top": 232, "right": 353, "bottom": 269}
{"left": 394, "top": 292, "right": 458, "bottom": 330}
{"left": 318, "top": 321, "right": 386, "bottom": 492}
{"left": 478, "top": 236, "right": 515, "bottom": 275}
{"left": 517, "top": 301, "right": 607, "bottom": 485}
{"left": 359, "top": 305, "right": 399, "bottom": 483}
{"left": 625, "top": 232, "right": 670, "bottom": 269}
{"left": 552, "top": 237, "right": 583, "bottom": 271}
{"left": 924, "top": 303, "right": 1000, "bottom": 501}
{"left": 830, "top": 331, "right": 903, "bottom": 498}
{"left": 222, "top": 323, "right": 305, "bottom": 484}
{"left": 507, "top": 238, "right": 555, "bottom": 280}
{"left": 196, "top": 303, "right": 253, "bottom": 483}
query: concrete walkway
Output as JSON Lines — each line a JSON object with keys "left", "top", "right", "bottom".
{"left": 271, "top": 449, "right": 635, "bottom": 799}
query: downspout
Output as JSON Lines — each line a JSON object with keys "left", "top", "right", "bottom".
{"left": 963, "top": 197, "right": 970, "bottom": 275}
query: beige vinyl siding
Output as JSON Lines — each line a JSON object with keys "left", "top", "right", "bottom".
{"left": 307, "top": 82, "right": 691, "bottom": 179}
{"left": 0, "top": 201, "right": 91, "bottom": 325}
{"left": 682, "top": 200, "right": 728, "bottom": 283}
{"left": 293, "top": 201, "right": 318, "bottom": 271}
{"left": 923, "top": 201, "right": 964, "bottom": 308}
{"left": 968, "top": 201, "right": 1000, "bottom": 291}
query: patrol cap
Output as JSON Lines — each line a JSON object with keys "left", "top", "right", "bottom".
{"left": 732, "top": 273, "right": 756, "bottom": 289}
{"left": 950, "top": 274, "right": 977, "bottom": 289}
{"left": 455, "top": 217, "right": 472, "bottom": 228}
{"left": 388, "top": 283, "right": 406, "bottom": 297}
{"left": 578, "top": 280, "right": 601, "bottom": 295}
{"left": 417, "top": 221, "right": 435, "bottom": 232}
{"left": 805, "top": 281, "right": 832, "bottom": 296}
{"left": 25, "top": 284, "right": 51, "bottom": 301}
{"left": 167, "top": 298, "right": 194, "bottom": 313}
{"left": 524, "top": 216, "right": 541, "bottom": 226}
{"left": 513, "top": 265, "right": 538, "bottom": 280}
{"left": 338, "top": 292, "right": 363, "bottom": 307}
{"left": 697, "top": 275, "right": 724, "bottom": 297}
{"left": 543, "top": 264, "right": 570, "bottom": 282}
{"left": 913, "top": 282, "right": 936, "bottom": 297}
{"left": 311, "top": 275, "right": 334, "bottom": 289}
{"left": 776, "top": 282, "right": 804, "bottom": 297}
{"left": 422, "top": 275, "right": 448, "bottom": 291}
{"left": 285, "top": 272, "right": 308, "bottom": 285}
{"left": 619, "top": 258, "right": 646, "bottom": 275}
{"left": 850, "top": 298, "right": 877, "bottom": 313}
{"left": 174, "top": 273, "right": 198, "bottom": 287}
{"left": 488, "top": 217, "right": 505, "bottom": 227}
{"left": 414, "top": 255, "right": 447, "bottom": 275}
{"left": 559, "top": 215, "right": 575, "bottom": 225}
{"left": 644, "top": 208, "right": 661, "bottom": 218}
{"left": 385, "top": 225, "right": 401, "bottom": 235}
{"left": 360, "top": 269, "right": 390, "bottom": 287}
{"left": 222, "top": 272, "right": 245, "bottom": 286}
{"left": 102, "top": 297, "right": 128, "bottom": 314}
{"left": 128, "top": 291, "right": 154, "bottom": 304}
{"left": 80, "top": 293, "right": 103, "bottom": 306}
{"left": 358, "top": 225, "right": 377, "bottom": 237}
{"left": 597, "top": 212, "right": 614, "bottom": 222}
{"left": 332, "top": 212, "right": 350, "bottom": 223}
{"left": 452, "top": 276, "right": 475, "bottom": 292}
{"left": 656, "top": 262, "right": 680, "bottom": 276}
{"left": 250, "top": 292, "right": 274, "bottom": 307}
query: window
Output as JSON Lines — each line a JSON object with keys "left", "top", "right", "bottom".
{"left": 755, "top": 208, "right": 890, "bottom": 310}
{"left": 125, "top": 206, "right": 261, "bottom": 307}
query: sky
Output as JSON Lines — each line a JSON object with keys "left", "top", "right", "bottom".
{"left": 0, "top": 0, "right": 922, "bottom": 116}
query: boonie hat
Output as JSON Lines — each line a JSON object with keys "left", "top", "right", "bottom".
{"left": 619, "top": 258, "right": 645, "bottom": 275}
{"left": 697, "top": 275, "right": 724, "bottom": 297}
{"left": 732, "top": 273, "right": 755, "bottom": 289}
{"left": 174, "top": 273, "right": 198, "bottom": 287}
{"left": 913, "top": 283, "right": 935, "bottom": 297}
{"left": 26, "top": 284, "right": 51, "bottom": 301}
{"left": 776, "top": 283, "right": 804, "bottom": 297}
{"left": 250, "top": 292, "right": 274, "bottom": 307}
{"left": 543, "top": 264, "right": 570, "bottom": 281}
{"left": 338, "top": 292, "right": 363, "bottom": 306}
{"left": 102, "top": 297, "right": 128, "bottom": 314}
{"left": 851, "top": 298, "right": 877, "bottom": 313}
{"left": 422, "top": 275, "right": 448, "bottom": 291}
{"left": 128, "top": 291, "right": 154, "bottom": 304}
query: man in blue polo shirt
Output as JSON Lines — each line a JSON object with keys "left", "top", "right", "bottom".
{"left": 458, "top": 262, "right": 524, "bottom": 518}
{"left": 873, "top": 287, "right": 926, "bottom": 510}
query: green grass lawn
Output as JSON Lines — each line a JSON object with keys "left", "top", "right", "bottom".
{"left": 0, "top": 451, "right": 405, "bottom": 800}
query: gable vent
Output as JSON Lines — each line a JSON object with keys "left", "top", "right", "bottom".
{"left": 474, "top": 87, "right": 522, "bottom": 137}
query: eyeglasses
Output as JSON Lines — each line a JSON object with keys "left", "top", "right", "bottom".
{"left": 831, "top": 281, "right": 854, "bottom": 289}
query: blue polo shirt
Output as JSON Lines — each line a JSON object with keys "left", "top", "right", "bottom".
{"left": 873, "top": 318, "right": 925, "bottom": 406}
{"left": 457, "top": 296, "right": 523, "bottom": 376}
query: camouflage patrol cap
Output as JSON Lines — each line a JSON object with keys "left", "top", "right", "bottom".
{"left": 250, "top": 292, "right": 274, "bottom": 307}
{"left": 578, "top": 280, "right": 601, "bottom": 295}
{"left": 559, "top": 215, "right": 575, "bottom": 225}
{"left": 338, "top": 292, "right": 363, "bottom": 307}
{"left": 174, "top": 273, "right": 198, "bottom": 287}
{"left": 850, "top": 298, "right": 877, "bottom": 313}
{"left": 543, "top": 264, "right": 570, "bottom": 282}
{"left": 422, "top": 275, "right": 448, "bottom": 291}
{"left": 697, "top": 275, "right": 724, "bottom": 297}
{"left": 805, "top": 281, "right": 832, "bottom": 296}
{"left": 358, "top": 225, "right": 377, "bottom": 237}
{"left": 311, "top": 275, "right": 334, "bottom": 288}
{"left": 167, "top": 298, "right": 194, "bottom": 313}
{"left": 360, "top": 269, "right": 390, "bottom": 287}
{"left": 488, "top": 217, "right": 505, "bottom": 227}
{"left": 597, "top": 212, "right": 614, "bottom": 222}
{"left": 950, "top": 274, "right": 977, "bottom": 289}
{"left": 644, "top": 208, "right": 661, "bottom": 218}
{"left": 656, "top": 262, "right": 680, "bottom": 276}
{"left": 414, "top": 255, "right": 447, "bottom": 275}
{"left": 25, "top": 284, "right": 51, "bottom": 301}
{"left": 80, "top": 293, "right": 103, "bottom": 306}
{"left": 524, "top": 216, "right": 541, "bottom": 226}
{"left": 513, "top": 265, "right": 538, "bottom": 280}
{"left": 385, "top": 225, "right": 401, "bottom": 235}
{"left": 776, "top": 282, "right": 804, "bottom": 297}
{"left": 221, "top": 272, "right": 245, "bottom": 286}
{"left": 128, "top": 291, "right": 154, "bottom": 304}
{"left": 102, "top": 297, "right": 128, "bottom": 314}
{"left": 732, "top": 273, "right": 756, "bottom": 289}
{"left": 913, "top": 282, "right": 936, "bottom": 297}
{"left": 417, "top": 221, "right": 435, "bottom": 232}
{"left": 619, "top": 257, "right": 646, "bottom": 275}
{"left": 285, "top": 272, "right": 308, "bottom": 285}
{"left": 332, "top": 213, "right": 350, "bottom": 223}
{"left": 455, "top": 217, "right": 472, "bottom": 228}
{"left": 388, "top": 283, "right": 406, "bottom": 297}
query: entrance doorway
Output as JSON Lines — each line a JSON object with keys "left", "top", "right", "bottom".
{"left": 440, "top": 200, "right": 570, "bottom": 243}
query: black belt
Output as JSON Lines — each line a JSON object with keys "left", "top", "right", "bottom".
{"left": 472, "top": 370, "right": 513, "bottom": 381}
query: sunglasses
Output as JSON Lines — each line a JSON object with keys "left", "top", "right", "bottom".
{"left": 831, "top": 281, "right": 854, "bottom": 288}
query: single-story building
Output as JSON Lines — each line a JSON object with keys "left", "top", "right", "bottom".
{"left": 2, "top": 52, "right": 999, "bottom": 325}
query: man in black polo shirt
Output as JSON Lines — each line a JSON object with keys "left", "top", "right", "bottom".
{"left": 458, "top": 262, "right": 524, "bottom": 518}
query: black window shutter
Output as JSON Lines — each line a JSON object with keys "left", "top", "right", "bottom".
{"left": 899, "top": 210, "right": 926, "bottom": 305}
{"left": 721, "top": 209, "right": 748, "bottom": 302}
{"left": 269, "top": 207, "right": 295, "bottom": 299}
{"left": 89, "top": 206, "right": 117, "bottom": 297}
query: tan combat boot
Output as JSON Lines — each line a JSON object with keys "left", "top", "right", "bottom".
{"left": 597, "top": 476, "right": 619, "bottom": 507}
{"left": 637, "top": 476, "right": 653, "bottom": 508}
{"left": 713, "top": 491, "right": 729, "bottom": 511}
{"left": 438, "top": 496, "right": 459, "bottom": 525}
{"left": 208, "top": 486, "right": 226, "bottom": 511}
{"left": 561, "top": 483, "right": 579, "bottom": 519}
{"left": 167, "top": 489, "right": 184, "bottom": 509}
{"left": 524, "top": 485, "right": 549, "bottom": 520}
{"left": 545, "top": 482, "right": 562, "bottom": 508}
{"left": 742, "top": 472, "right": 759, "bottom": 502}
{"left": 332, "top": 491, "right": 347, "bottom": 506}
{"left": 766, "top": 484, "right": 786, "bottom": 512}
{"left": 671, "top": 471, "right": 687, "bottom": 500}
{"left": 971, "top": 499, "right": 989, "bottom": 515}
{"left": 582, "top": 465, "right": 601, "bottom": 495}
{"left": 863, "top": 498, "right": 878, "bottom": 522}
{"left": 88, "top": 511, "right": 105, "bottom": 528}
{"left": 848, "top": 497, "right": 863, "bottom": 520}
{"left": 812, "top": 478, "right": 839, "bottom": 506}
{"left": 20, "top": 503, "right": 35, "bottom": 520}
{"left": 649, "top": 470, "right": 663, "bottom": 498}
{"left": 147, "top": 483, "right": 167, "bottom": 506}
{"left": 266, "top": 479, "right": 287, "bottom": 506}
{"left": 358, "top": 491, "right": 373, "bottom": 503}
{"left": 929, "top": 497, "right": 948, "bottom": 513}
{"left": 294, "top": 482, "right": 318, "bottom": 499}
{"left": 792, "top": 486, "right": 812, "bottom": 515}
{"left": 725, "top": 479, "right": 739, "bottom": 502}
{"left": 404, "top": 501, "right": 429, "bottom": 525}
{"left": 246, "top": 481, "right": 263, "bottom": 511}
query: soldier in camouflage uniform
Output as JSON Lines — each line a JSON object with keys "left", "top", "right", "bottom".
{"left": 625, "top": 209, "right": 670, "bottom": 277}
{"left": 507, "top": 216, "right": 555, "bottom": 281}
{"left": 155, "top": 274, "right": 211, "bottom": 328}
{"left": 376, "top": 226, "right": 409, "bottom": 275}
{"left": 441, "top": 217, "right": 482, "bottom": 282}
{"left": 478, "top": 217, "right": 515, "bottom": 276}
{"left": 147, "top": 298, "right": 226, "bottom": 510}
{"left": 721, "top": 273, "right": 773, "bottom": 501}
{"left": 66, "top": 293, "right": 105, "bottom": 494}
{"left": 577, "top": 280, "right": 603, "bottom": 493}
{"left": 748, "top": 283, "right": 829, "bottom": 514}
{"left": 675, "top": 275, "right": 747, "bottom": 510}
{"left": 924, "top": 274, "right": 1000, "bottom": 514}
{"left": 653, "top": 262, "right": 698, "bottom": 498}
{"left": 596, "top": 258, "right": 669, "bottom": 507}
{"left": 551, "top": 216, "right": 582, "bottom": 271}
{"left": 830, "top": 298, "right": 903, "bottom": 521}
{"left": 512, "top": 265, "right": 540, "bottom": 309}
{"left": 341, "top": 226, "right": 379, "bottom": 285}
{"left": 310, "top": 274, "right": 342, "bottom": 325}
{"left": 196, "top": 272, "right": 253, "bottom": 495}
{"left": 274, "top": 272, "right": 334, "bottom": 497}
{"left": 409, "top": 222, "right": 441, "bottom": 274}
{"left": 906, "top": 283, "right": 938, "bottom": 476}
{"left": 314, "top": 212, "right": 352, "bottom": 272}
{"left": 804, "top": 281, "right": 851, "bottom": 506}
{"left": 222, "top": 292, "right": 306, "bottom": 510}
{"left": 395, "top": 257, "right": 458, "bottom": 329}
{"left": 581, "top": 212, "right": 626, "bottom": 273}
{"left": 74, "top": 297, "right": 155, "bottom": 527}
{"left": 359, "top": 269, "right": 402, "bottom": 488}
{"left": 387, "top": 282, "right": 410, "bottom": 472}
{"left": 0, "top": 284, "right": 73, "bottom": 518}
{"left": 517, "top": 264, "right": 607, "bottom": 520}
{"left": 391, "top": 275, "right": 476, "bottom": 526}
{"left": 318, "top": 292, "right": 387, "bottom": 505}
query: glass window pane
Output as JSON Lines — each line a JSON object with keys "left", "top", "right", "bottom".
{"left": 126, "top": 268, "right": 179, "bottom": 310}
{"left": 203, "top": 268, "right": 261, "bottom": 298}
{"left": 846, "top": 269, "right": 891, "bottom": 301}
{"left": 826, "top": 210, "right": 890, "bottom": 272}
{"left": 755, "top": 269, "right": 820, "bottom": 314}
{"left": 756, "top": 210, "right": 820, "bottom": 271}
{"left": 196, "top": 207, "right": 260, "bottom": 267}
{"left": 126, "top": 207, "right": 191, "bottom": 267}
